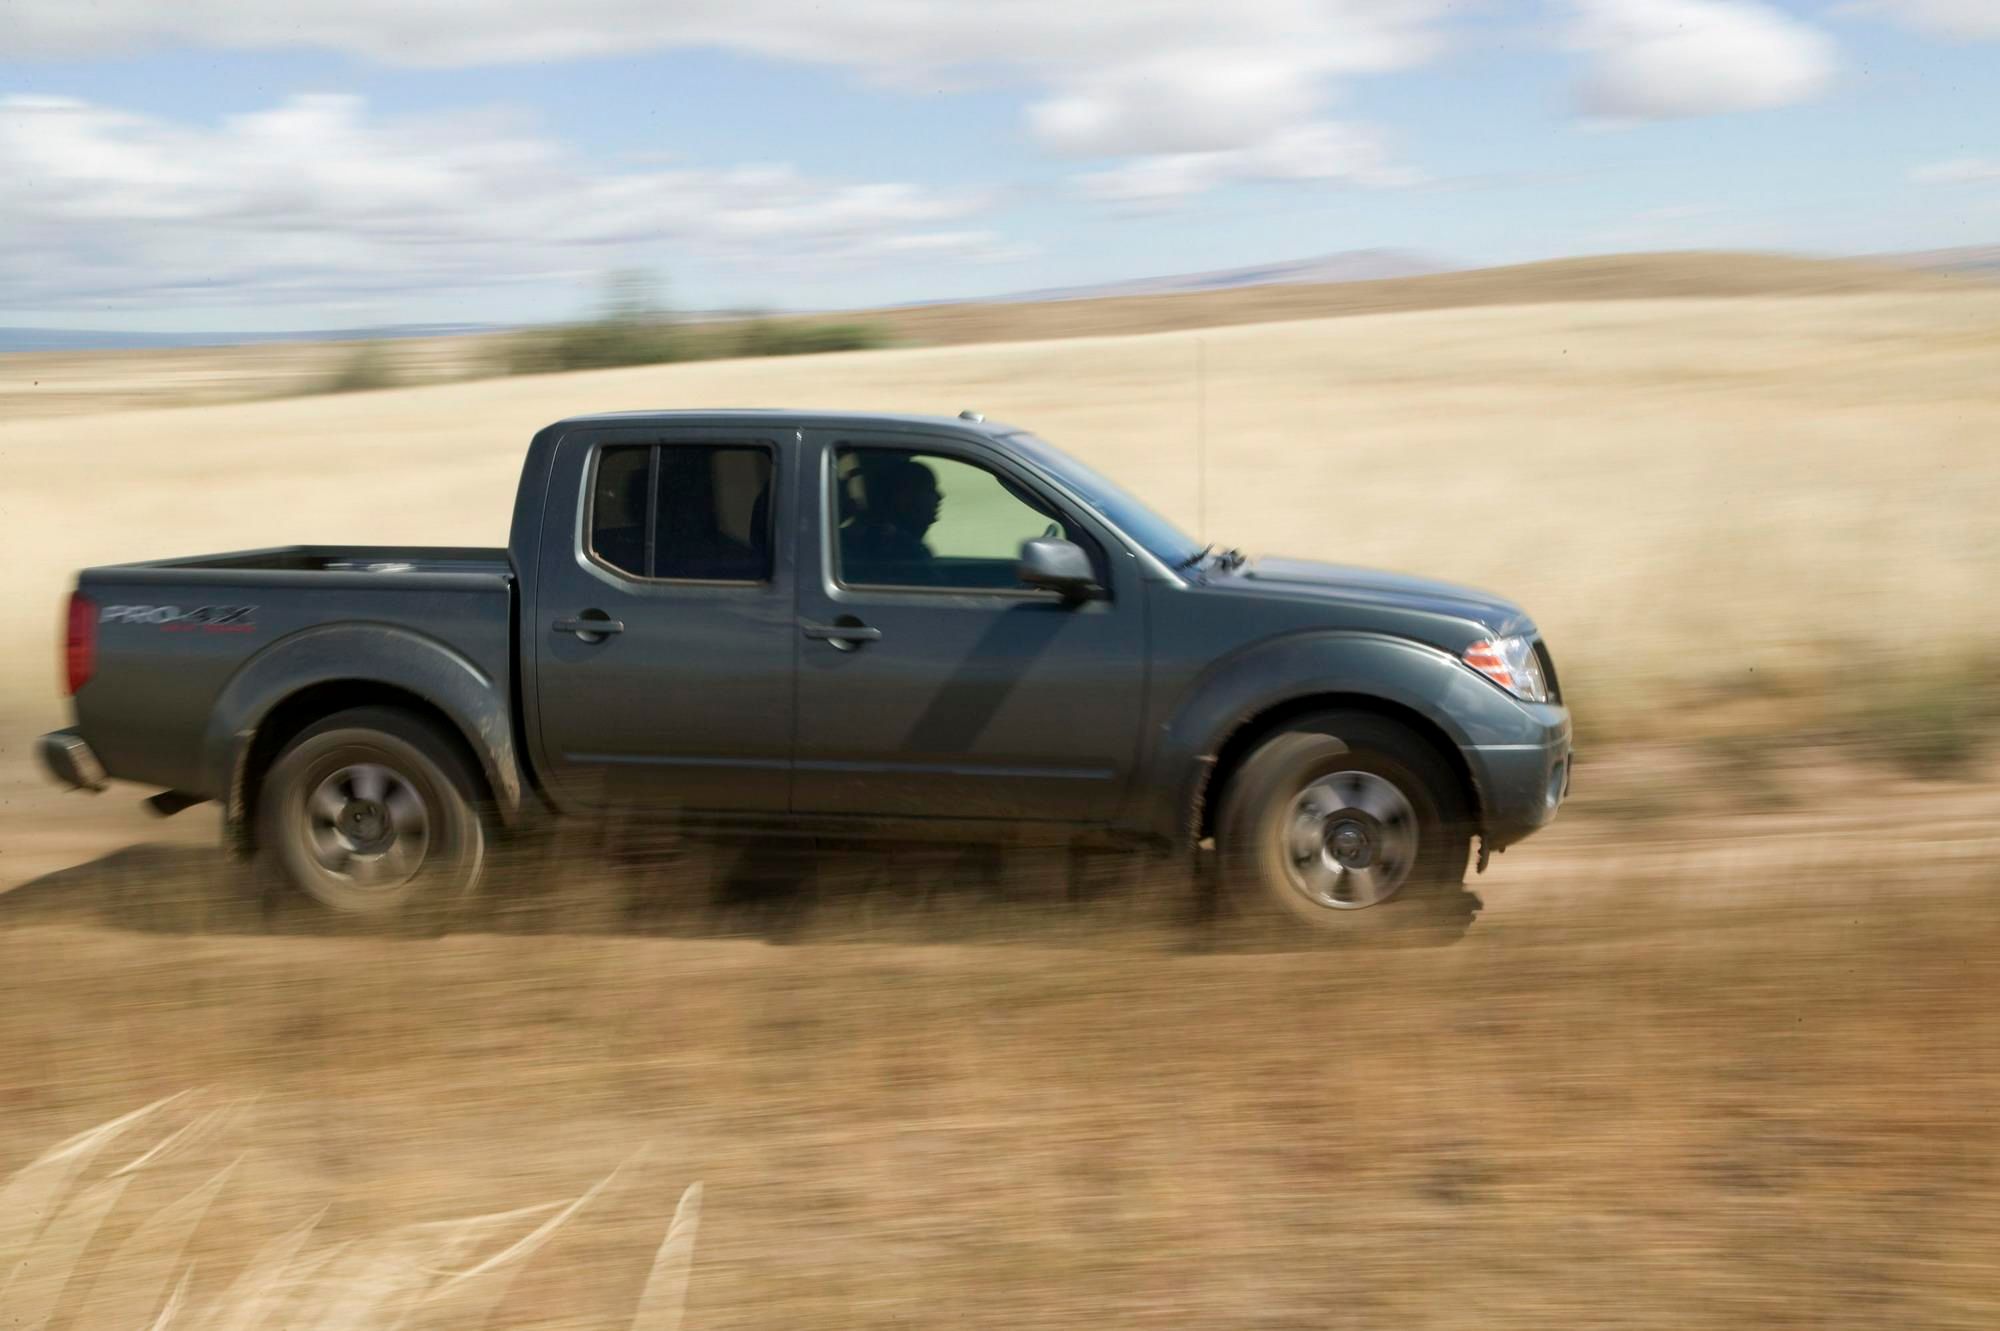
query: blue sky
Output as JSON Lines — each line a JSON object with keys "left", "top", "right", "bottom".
{"left": 1, "top": 0, "right": 1995, "bottom": 331}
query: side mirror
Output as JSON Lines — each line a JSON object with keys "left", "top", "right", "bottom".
{"left": 1018, "top": 538, "right": 1098, "bottom": 600}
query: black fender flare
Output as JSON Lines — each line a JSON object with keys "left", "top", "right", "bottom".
{"left": 1136, "top": 631, "right": 1516, "bottom": 843}
{"left": 202, "top": 622, "right": 524, "bottom": 837}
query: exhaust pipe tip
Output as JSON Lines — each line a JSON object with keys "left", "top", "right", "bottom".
{"left": 145, "top": 789, "right": 207, "bottom": 819}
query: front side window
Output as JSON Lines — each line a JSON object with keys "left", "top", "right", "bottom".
{"left": 589, "top": 443, "right": 774, "bottom": 582}
{"left": 833, "top": 446, "right": 1097, "bottom": 590}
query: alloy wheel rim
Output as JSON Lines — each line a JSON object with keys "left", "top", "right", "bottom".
{"left": 304, "top": 762, "right": 431, "bottom": 891}
{"left": 1281, "top": 770, "right": 1419, "bottom": 910}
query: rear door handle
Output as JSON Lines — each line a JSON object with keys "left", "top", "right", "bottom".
{"left": 554, "top": 614, "right": 625, "bottom": 639}
{"left": 800, "top": 620, "right": 882, "bottom": 646}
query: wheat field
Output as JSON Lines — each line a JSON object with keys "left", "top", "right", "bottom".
{"left": 4, "top": 286, "right": 1998, "bottom": 750}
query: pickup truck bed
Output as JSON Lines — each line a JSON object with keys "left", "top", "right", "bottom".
{"left": 122, "top": 545, "right": 513, "bottom": 577}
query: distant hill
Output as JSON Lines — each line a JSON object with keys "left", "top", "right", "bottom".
{"left": 1871, "top": 246, "right": 2000, "bottom": 280}
{"left": 1, "top": 251, "right": 1450, "bottom": 353}
{"left": 861, "top": 251, "right": 1977, "bottom": 348}
{"left": 975, "top": 249, "right": 1451, "bottom": 304}
{"left": 0, "top": 323, "right": 498, "bottom": 355}
{"left": 8, "top": 247, "right": 1981, "bottom": 356}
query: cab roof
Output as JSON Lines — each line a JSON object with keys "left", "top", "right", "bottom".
{"left": 545, "top": 408, "right": 1019, "bottom": 439}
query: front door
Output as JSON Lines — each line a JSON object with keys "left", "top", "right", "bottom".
{"left": 533, "top": 427, "right": 796, "bottom": 812}
{"left": 792, "top": 429, "right": 1146, "bottom": 824}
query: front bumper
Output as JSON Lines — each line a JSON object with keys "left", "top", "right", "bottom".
{"left": 38, "top": 728, "right": 107, "bottom": 792}
{"left": 1463, "top": 704, "right": 1571, "bottom": 849}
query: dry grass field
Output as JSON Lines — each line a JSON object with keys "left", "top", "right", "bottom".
{"left": 4, "top": 261, "right": 2000, "bottom": 1327}
{"left": 2, "top": 788, "right": 1997, "bottom": 1329}
{"left": 0, "top": 333, "right": 491, "bottom": 421}
{"left": 4, "top": 276, "right": 1997, "bottom": 758}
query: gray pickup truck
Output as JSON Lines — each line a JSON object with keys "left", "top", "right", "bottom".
{"left": 41, "top": 410, "right": 1570, "bottom": 933}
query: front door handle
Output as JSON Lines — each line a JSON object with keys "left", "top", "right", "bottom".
{"left": 554, "top": 613, "right": 625, "bottom": 640}
{"left": 801, "top": 619, "right": 882, "bottom": 649}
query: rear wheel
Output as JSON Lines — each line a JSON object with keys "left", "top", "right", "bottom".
{"left": 258, "top": 706, "right": 487, "bottom": 930}
{"left": 1219, "top": 712, "right": 1477, "bottom": 942}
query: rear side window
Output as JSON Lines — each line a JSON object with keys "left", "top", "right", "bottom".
{"left": 589, "top": 444, "right": 775, "bottom": 582}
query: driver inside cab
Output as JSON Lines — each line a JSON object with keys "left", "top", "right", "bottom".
{"left": 841, "top": 456, "right": 942, "bottom": 583}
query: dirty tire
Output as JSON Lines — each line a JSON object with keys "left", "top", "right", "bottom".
{"left": 1219, "top": 712, "right": 1478, "bottom": 944}
{"left": 257, "top": 706, "right": 487, "bottom": 935}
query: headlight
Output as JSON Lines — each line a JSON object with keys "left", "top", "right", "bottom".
{"left": 1462, "top": 635, "right": 1550, "bottom": 703}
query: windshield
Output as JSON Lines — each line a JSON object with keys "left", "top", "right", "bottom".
{"left": 1004, "top": 433, "right": 1204, "bottom": 570}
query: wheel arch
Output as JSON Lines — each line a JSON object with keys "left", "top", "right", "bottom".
{"left": 1194, "top": 692, "right": 1482, "bottom": 845}
{"left": 1139, "top": 630, "right": 1498, "bottom": 849}
{"left": 233, "top": 682, "right": 502, "bottom": 854}
{"left": 204, "top": 623, "right": 524, "bottom": 852}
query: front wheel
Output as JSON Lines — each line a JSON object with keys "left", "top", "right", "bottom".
{"left": 257, "top": 706, "right": 487, "bottom": 929}
{"left": 1219, "top": 712, "right": 1477, "bottom": 942}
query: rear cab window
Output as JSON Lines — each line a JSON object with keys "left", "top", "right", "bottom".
{"left": 588, "top": 443, "right": 775, "bottom": 583}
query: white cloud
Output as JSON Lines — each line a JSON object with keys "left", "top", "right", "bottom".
{"left": 1079, "top": 122, "right": 1418, "bottom": 207}
{"left": 0, "top": 0, "right": 1455, "bottom": 205}
{"left": 1030, "top": 53, "right": 1328, "bottom": 159}
{"left": 0, "top": 0, "right": 1450, "bottom": 75}
{"left": 1911, "top": 157, "right": 2000, "bottom": 184}
{"left": 1849, "top": 0, "right": 2000, "bottom": 39}
{"left": 1566, "top": 0, "right": 1838, "bottom": 120}
{"left": 0, "top": 94, "right": 1023, "bottom": 312}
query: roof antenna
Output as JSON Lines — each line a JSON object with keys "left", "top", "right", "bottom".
{"left": 1195, "top": 336, "right": 1208, "bottom": 542}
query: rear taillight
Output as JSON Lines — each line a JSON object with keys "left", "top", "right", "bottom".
{"left": 65, "top": 591, "right": 96, "bottom": 695}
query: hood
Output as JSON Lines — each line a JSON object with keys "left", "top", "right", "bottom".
{"left": 1226, "top": 556, "right": 1532, "bottom": 636}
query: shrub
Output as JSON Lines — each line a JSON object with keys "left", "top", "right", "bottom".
{"left": 320, "top": 342, "right": 399, "bottom": 393}
{"left": 490, "top": 316, "right": 892, "bottom": 377}
{"left": 726, "top": 319, "right": 891, "bottom": 357}
{"left": 493, "top": 317, "right": 691, "bottom": 376}
{"left": 1847, "top": 659, "right": 2000, "bottom": 779}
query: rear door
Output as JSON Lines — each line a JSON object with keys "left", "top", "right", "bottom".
{"left": 791, "top": 428, "right": 1147, "bottom": 824}
{"left": 533, "top": 425, "right": 795, "bottom": 811}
